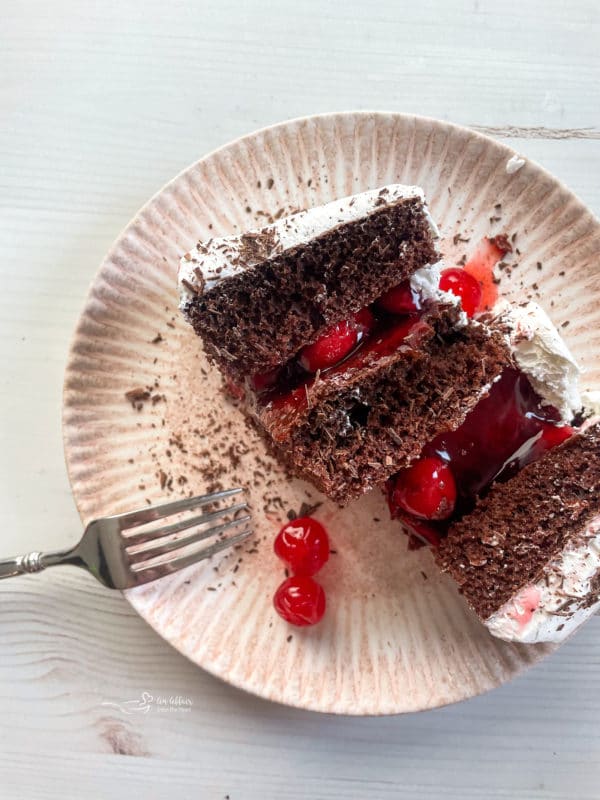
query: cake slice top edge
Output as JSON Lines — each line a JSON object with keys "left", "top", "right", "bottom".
{"left": 178, "top": 183, "right": 438, "bottom": 303}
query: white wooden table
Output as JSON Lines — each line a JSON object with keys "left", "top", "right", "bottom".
{"left": 2, "top": 2, "right": 599, "bottom": 797}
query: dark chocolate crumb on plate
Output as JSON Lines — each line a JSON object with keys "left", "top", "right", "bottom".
{"left": 125, "top": 387, "right": 151, "bottom": 410}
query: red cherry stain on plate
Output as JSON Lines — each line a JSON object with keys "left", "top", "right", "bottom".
{"left": 463, "top": 235, "right": 511, "bottom": 313}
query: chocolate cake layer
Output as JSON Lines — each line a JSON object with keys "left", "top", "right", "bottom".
{"left": 182, "top": 197, "right": 437, "bottom": 379}
{"left": 254, "top": 308, "right": 512, "bottom": 504}
{"left": 436, "top": 422, "right": 600, "bottom": 620}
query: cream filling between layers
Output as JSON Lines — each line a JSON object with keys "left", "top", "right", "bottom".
{"left": 178, "top": 183, "right": 438, "bottom": 305}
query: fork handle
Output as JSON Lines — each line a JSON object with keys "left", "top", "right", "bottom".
{"left": 0, "top": 548, "right": 76, "bottom": 580}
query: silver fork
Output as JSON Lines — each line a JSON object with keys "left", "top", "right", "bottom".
{"left": 0, "top": 488, "right": 252, "bottom": 589}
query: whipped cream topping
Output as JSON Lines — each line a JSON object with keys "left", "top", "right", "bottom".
{"left": 485, "top": 514, "right": 600, "bottom": 643}
{"left": 179, "top": 184, "right": 438, "bottom": 306}
{"left": 506, "top": 154, "right": 526, "bottom": 174}
{"left": 582, "top": 390, "right": 600, "bottom": 418}
{"left": 409, "top": 261, "right": 468, "bottom": 327}
{"left": 492, "top": 300, "right": 581, "bottom": 421}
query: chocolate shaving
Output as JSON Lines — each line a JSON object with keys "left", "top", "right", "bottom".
{"left": 181, "top": 278, "right": 200, "bottom": 295}
{"left": 125, "top": 388, "right": 151, "bottom": 410}
{"left": 489, "top": 234, "right": 513, "bottom": 253}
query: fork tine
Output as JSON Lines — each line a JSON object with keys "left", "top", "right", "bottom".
{"left": 122, "top": 502, "right": 248, "bottom": 547}
{"left": 131, "top": 529, "right": 253, "bottom": 577}
{"left": 108, "top": 488, "right": 244, "bottom": 530}
{"left": 126, "top": 514, "right": 252, "bottom": 564}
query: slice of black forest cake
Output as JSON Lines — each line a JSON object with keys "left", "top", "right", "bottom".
{"left": 178, "top": 184, "right": 511, "bottom": 503}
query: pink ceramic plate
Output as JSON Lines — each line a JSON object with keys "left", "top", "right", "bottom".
{"left": 63, "top": 112, "right": 600, "bottom": 714}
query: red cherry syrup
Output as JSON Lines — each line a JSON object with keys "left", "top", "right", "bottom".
{"left": 462, "top": 235, "right": 510, "bottom": 312}
{"left": 386, "top": 368, "right": 574, "bottom": 547}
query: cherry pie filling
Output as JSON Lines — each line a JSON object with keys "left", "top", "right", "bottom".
{"left": 241, "top": 239, "right": 574, "bottom": 547}
{"left": 385, "top": 369, "right": 573, "bottom": 549}
{"left": 250, "top": 286, "right": 429, "bottom": 407}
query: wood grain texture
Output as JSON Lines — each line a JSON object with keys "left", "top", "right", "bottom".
{"left": 1, "top": 0, "right": 600, "bottom": 797}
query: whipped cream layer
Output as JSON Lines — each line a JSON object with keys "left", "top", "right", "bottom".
{"left": 486, "top": 514, "right": 600, "bottom": 644}
{"left": 582, "top": 390, "right": 600, "bottom": 417}
{"left": 179, "top": 184, "right": 438, "bottom": 305}
{"left": 492, "top": 300, "right": 581, "bottom": 421}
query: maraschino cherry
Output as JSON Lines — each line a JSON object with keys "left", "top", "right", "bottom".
{"left": 274, "top": 517, "right": 329, "bottom": 576}
{"left": 299, "top": 309, "right": 374, "bottom": 372}
{"left": 536, "top": 423, "right": 574, "bottom": 453}
{"left": 439, "top": 268, "right": 483, "bottom": 317}
{"left": 273, "top": 516, "right": 330, "bottom": 626}
{"left": 388, "top": 456, "right": 457, "bottom": 520}
{"left": 377, "top": 280, "right": 418, "bottom": 314}
{"left": 273, "top": 576, "right": 326, "bottom": 626}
